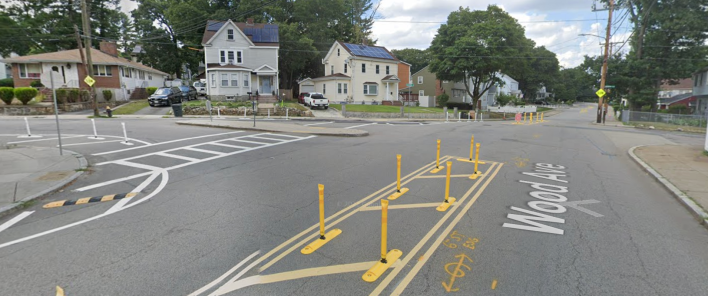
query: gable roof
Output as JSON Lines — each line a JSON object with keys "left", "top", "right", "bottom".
{"left": 659, "top": 93, "right": 695, "bottom": 105}
{"left": 202, "top": 20, "right": 279, "bottom": 46}
{"left": 0, "top": 48, "right": 168, "bottom": 75}
{"left": 336, "top": 41, "right": 398, "bottom": 61}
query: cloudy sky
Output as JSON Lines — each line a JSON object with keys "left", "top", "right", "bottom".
{"left": 120, "top": 0, "right": 633, "bottom": 68}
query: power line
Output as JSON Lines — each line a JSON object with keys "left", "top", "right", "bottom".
{"left": 375, "top": 18, "right": 609, "bottom": 24}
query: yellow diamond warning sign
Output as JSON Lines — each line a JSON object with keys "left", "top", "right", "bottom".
{"left": 596, "top": 89, "right": 606, "bottom": 98}
{"left": 84, "top": 76, "right": 96, "bottom": 87}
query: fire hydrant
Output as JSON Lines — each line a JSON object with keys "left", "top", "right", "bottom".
{"left": 105, "top": 105, "right": 113, "bottom": 118}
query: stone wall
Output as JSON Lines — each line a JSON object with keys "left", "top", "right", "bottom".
{"left": 343, "top": 111, "right": 447, "bottom": 119}
{"left": 0, "top": 105, "right": 54, "bottom": 115}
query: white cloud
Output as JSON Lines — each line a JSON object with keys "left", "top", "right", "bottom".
{"left": 120, "top": 0, "right": 138, "bottom": 15}
{"left": 371, "top": 0, "right": 621, "bottom": 68}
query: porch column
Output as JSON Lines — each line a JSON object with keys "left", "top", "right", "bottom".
{"left": 386, "top": 83, "right": 389, "bottom": 100}
{"left": 256, "top": 75, "right": 260, "bottom": 95}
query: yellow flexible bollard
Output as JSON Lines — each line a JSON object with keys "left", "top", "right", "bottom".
{"left": 523, "top": 112, "right": 527, "bottom": 123}
{"left": 301, "top": 184, "right": 342, "bottom": 254}
{"left": 363, "top": 199, "right": 402, "bottom": 282}
{"left": 430, "top": 140, "right": 445, "bottom": 173}
{"left": 389, "top": 154, "right": 409, "bottom": 200}
{"left": 529, "top": 112, "right": 533, "bottom": 124}
{"left": 541, "top": 112, "right": 545, "bottom": 122}
{"left": 536, "top": 112, "right": 540, "bottom": 123}
{"left": 458, "top": 135, "right": 486, "bottom": 164}
{"left": 437, "top": 161, "right": 457, "bottom": 212}
{"left": 470, "top": 143, "right": 483, "bottom": 179}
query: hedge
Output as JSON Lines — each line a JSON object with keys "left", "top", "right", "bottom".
{"left": 0, "top": 78, "right": 13, "bottom": 87}
{"left": 56, "top": 88, "right": 68, "bottom": 104}
{"left": 68, "top": 89, "right": 80, "bottom": 103}
{"left": 14, "top": 87, "right": 38, "bottom": 105}
{"left": 80, "top": 89, "right": 90, "bottom": 102}
{"left": 30, "top": 80, "right": 44, "bottom": 88}
{"left": 147, "top": 87, "right": 158, "bottom": 96}
{"left": 102, "top": 89, "right": 113, "bottom": 102}
{"left": 436, "top": 93, "right": 449, "bottom": 107}
{"left": 0, "top": 87, "right": 14, "bottom": 105}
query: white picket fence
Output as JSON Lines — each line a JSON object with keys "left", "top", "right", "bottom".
{"left": 489, "top": 105, "right": 538, "bottom": 113}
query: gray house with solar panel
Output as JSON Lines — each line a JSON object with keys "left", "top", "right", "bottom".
{"left": 202, "top": 19, "right": 279, "bottom": 100}
{"left": 302, "top": 41, "right": 401, "bottom": 103}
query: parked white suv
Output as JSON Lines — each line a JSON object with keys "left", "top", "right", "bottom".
{"left": 304, "top": 92, "right": 329, "bottom": 109}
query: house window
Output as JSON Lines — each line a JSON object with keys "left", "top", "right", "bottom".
{"left": 92, "top": 65, "right": 112, "bottom": 77}
{"left": 338, "top": 83, "right": 342, "bottom": 94}
{"left": 344, "top": 83, "right": 348, "bottom": 94}
{"left": 231, "top": 73, "right": 239, "bottom": 86}
{"left": 418, "top": 76, "right": 423, "bottom": 84}
{"left": 148, "top": 74, "right": 153, "bottom": 80}
{"left": 364, "top": 84, "right": 378, "bottom": 95}
{"left": 323, "top": 84, "right": 326, "bottom": 94}
{"left": 386, "top": 66, "right": 389, "bottom": 75}
{"left": 220, "top": 50, "right": 243, "bottom": 64}
{"left": 138, "top": 70, "right": 145, "bottom": 80}
{"left": 211, "top": 74, "right": 216, "bottom": 87}
{"left": 344, "top": 64, "right": 348, "bottom": 74}
{"left": 337, "top": 49, "right": 340, "bottom": 56}
{"left": 19, "top": 64, "right": 41, "bottom": 78}
{"left": 244, "top": 74, "right": 249, "bottom": 87}
{"left": 122, "top": 67, "right": 132, "bottom": 78}
{"left": 376, "top": 65, "right": 379, "bottom": 74}
{"left": 221, "top": 74, "right": 228, "bottom": 86}
{"left": 419, "top": 90, "right": 425, "bottom": 96}
{"left": 331, "top": 65, "right": 334, "bottom": 75}
{"left": 362, "top": 63, "right": 366, "bottom": 73}
{"left": 227, "top": 29, "right": 234, "bottom": 40}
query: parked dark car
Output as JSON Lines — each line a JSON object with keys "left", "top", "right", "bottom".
{"left": 178, "top": 85, "right": 198, "bottom": 101}
{"left": 148, "top": 87, "right": 182, "bottom": 107}
{"left": 298, "top": 92, "right": 309, "bottom": 104}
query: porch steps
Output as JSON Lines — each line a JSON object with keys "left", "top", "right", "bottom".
{"left": 257, "top": 95, "right": 278, "bottom": 103}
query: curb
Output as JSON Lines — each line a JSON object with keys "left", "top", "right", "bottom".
{"left": 628, "top": 145, "right": 708, "bottom": 230}
{"left": 0, "top": 148, "right": 88, "bottom": 218}
{"left": 175, "top": 121, "right": 369, "bottom": 137}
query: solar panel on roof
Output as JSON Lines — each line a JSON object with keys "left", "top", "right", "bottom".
{"left": 207, "top": 20, "right": 224, "bottom": 32}
{"left": 343, "top": 43, "right": 393, "bottom": 60}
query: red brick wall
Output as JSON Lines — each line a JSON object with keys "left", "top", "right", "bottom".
{"left": 11, "top": 64, "right": 36, "bottom": 87}
{"left": 77, "top": 65, "right": 120, "bottom": 89}
{"left": 397, "top": 63, "right": 410, "bottom": 90}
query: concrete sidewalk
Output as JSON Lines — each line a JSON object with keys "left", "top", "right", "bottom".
{"left": 630, "top": 145, "right": 708, "bottom": 228}
{"left": 0, "top": 146, "right": 87, "bottom": 216}
{"left": 176, "top": 119, "right": 369, "bottom": 137}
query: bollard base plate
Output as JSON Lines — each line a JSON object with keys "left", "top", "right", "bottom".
{"left": 87, "top": 136, "right": 105, "bottom": 140}
{"left": 17, "top": 135, "right": 42, "bottom": 138}
{"left": 436, "top": 197, "right": 456, "bottom": 212}
{"left": 469, "top": 172, "right": 483, "bottom": 180}
{"left": 429, "top": 166, "right": 445, "bottom": 174}
{"left": 120, "top": 141, "right": 135, "bottom": 146}
{"left": 301, "top": 229, "right": 342, "bottom": 255}
{"left": 456, "top": 159, "right": 486, "bottom": 164}
{"left": 388, "top": 188, "right": 409, "bottom": 200}
{"left": 362, "top": 249, "right": 403, "bottom": 282}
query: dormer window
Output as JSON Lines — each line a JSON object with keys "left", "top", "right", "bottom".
{"left": 227, "top": 29, "right": 234, "bottom": 40}
{"left": 337, "top": 49, "right": 340, "bottom": 56}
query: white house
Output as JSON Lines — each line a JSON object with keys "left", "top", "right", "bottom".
{"left": 479, "top": 74, "right": 520, "bottom": 108}
{"left": 301, "top": 41, "right": 400, "bottom": 103}
{"left": 202, "top": 19, "right": 279, "bottom": 100}
{"left": 0, "top": 42, "right": 167, "bottom": 101}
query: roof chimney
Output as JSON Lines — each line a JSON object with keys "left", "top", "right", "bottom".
{"left": 246, "top": 18, "right": 254, "bottom": 26}
{"left": 99, "top": 41, "right": 118, "bottom": 57}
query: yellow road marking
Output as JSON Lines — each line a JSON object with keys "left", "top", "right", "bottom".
{"left": 492, "top": 279, "right": 498, "bottom": 290}
{"left": 370, "top": 163, "right": 499, "bottom": 296}
{"left": 257, "top": 156, "right": 453, "bottom": 273}
{"left": 388, "top": 163, "right": 504, "bottom": 296}
{"left": 416, "top": 174, "right": 474, "bottom": 179}
{"left": 100, "top": 194, "right": 115, "bottom": 202}
{"left": 359, "top": 202, "right": 443, "bottom": 211}
{"left": 75, "top": 197, "right": 91, "bottom": 205}
{"left": 56, "top": 286, "right": 65, "bottom": 296}
{"left": 214, "top": 260, "right": 403, "bottom": 295}
{"left": 442, "top": 253, "right": 473, "bottom": 292}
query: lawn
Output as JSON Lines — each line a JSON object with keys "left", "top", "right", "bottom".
{"left": 329, "top": 104, "right": 444, "bottom": 113}
{"left": 281, "top": 102, "right": 308, "bottom": 111}
{"left": 113, "top": 101, "right": 149, "bottom": 115}
{"left": 628, "top": 121, "right": 707, "bottom": 134}
{"left": 183, "top": 100, "right": 253, "bottom": 108}
{"left": 537, "top": 107, "right": 552, "bottom": 112}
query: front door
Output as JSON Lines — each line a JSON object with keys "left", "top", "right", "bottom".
{"left": 262, "top": 77, "right": 271, "bottom": 94}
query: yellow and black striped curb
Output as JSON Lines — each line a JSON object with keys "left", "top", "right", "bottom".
{"left": 43, "top": 192, "right": 137, "bottom": 209}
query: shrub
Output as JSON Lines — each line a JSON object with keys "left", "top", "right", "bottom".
{"left": 640, "top": 105, "right": 652, "bottom": 112}
{"left": 446, "top": 102, "right": 472, "bottom": 110}
{"left": 30, "top": 80, "right": 44, "bottom": 88}
{"left": 68, "top": 89, "right": 80, "bottom": 103}
{"left": 55, "top": 88, "right": 68, "bottom": 104}
{"left": 14, "top": 87, "right": 38, "bottom": 105}
{"left": 0, "top": 78, "right": 13, "bottom": 87}
{"left": 496, "top": 93, "right": 516, "bottom": 107}
{"left": 147, "top": 87, "right": 158, "bottom": 96}
{"left": 0, "top": 87, "right": 14, "bottom": 105}
{"left": 102, "top": 89, "right": 113, "bottom": 102}
{"left": 80, "top": 89, "right": 90, "bottom": 102}
{"left": 668, "top": 104, "right": 688, "bottom": 114}
{"left": 436, "top": 93, "right": 449, "bottom": 107}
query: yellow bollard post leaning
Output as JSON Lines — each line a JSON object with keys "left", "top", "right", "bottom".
{"left": 536, "top": 112, "right": 540, "bottom": 123}
{"left": 363, "top": 199, "right": 402, "bottom": 282}
{"left": 430, "top": 140, "right": 445, "bottom": 173}
{"left": 301, "top": 184, "right": 342, "bottom": 254}
{"left": 541, "top": 112, "right": 545, "bottom": 122}
{"left": 458, "top": 135, "right": 486, "bottom": 164}
{"left": 389, "top": 154, "right": 409, "bottom": 200}
{"left": 436, "top": 161, "right": 457, "bottom": 212}
{"left": 529, "top": 112, "right": 533, "bottom": 125}
{"left": 469, "top": 143, "right": 483, "bottom": 179}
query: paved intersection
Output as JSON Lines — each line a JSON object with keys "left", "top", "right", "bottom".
{"left": 0, "top": 106, "right": 707, "bottom": 295}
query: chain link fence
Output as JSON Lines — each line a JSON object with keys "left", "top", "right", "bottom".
{"left": 622, "top": 110, "right": 708, "bottom": 128}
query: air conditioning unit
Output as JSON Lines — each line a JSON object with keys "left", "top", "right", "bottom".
{"left": 229, "top": 59, "right": 235, "bottom": 65}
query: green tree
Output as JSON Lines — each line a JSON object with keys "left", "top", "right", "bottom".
{"left": 391, "top": 48, "right": 431, "bottom": 74}
{"left": 429, "top": 5, "right": 531, "bottom": 110}
{"left": 512, "top": 46, "right": 560, "bottom": 101}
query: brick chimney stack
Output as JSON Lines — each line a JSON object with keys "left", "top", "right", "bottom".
{"left": 99, "top": 41, "right": 118, "bottom": 57}
{"left": 246, "top": 18, "right": 254, "bottom": 26}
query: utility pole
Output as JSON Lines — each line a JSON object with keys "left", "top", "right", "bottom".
{"left": 74, "top": 25, "right": 88, "bottom": 79}
{"left": 596, "top": 0, "right": 613, "bottom": 124}
{"left": 81, "top": 0, "right": 99, "bottom": 117}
